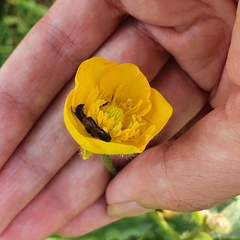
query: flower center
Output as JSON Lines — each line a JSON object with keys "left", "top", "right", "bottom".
{"left": 83, "top": 86, "right": 153, "bottom": 142}
{"left": 101, "top": 104, "right": 124, "bottom": 126}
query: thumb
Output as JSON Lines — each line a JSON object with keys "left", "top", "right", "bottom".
{"left": 106, "top": 104, "right": 240, "bottom": 217}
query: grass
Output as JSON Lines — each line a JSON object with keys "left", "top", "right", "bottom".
{"left": 0, "top": 0, "right": 52, "bottom": 66}
{"left": 1, "top": 1, "right": 240, "bottom": 239}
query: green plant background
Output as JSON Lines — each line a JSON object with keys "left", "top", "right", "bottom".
{"left": 1, "top": 1, "right": 240, "bottom": 239}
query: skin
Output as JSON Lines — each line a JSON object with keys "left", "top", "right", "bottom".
{"left": 0, "top": 0, "right": 240, "bottom": 238}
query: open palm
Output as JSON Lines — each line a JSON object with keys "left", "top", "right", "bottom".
{"left": 0, "top": 0, "right": 239, "bottom": 239}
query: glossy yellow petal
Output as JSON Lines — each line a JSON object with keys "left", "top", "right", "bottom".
{"left": 72, "top": 57, "right": 118, "bottom": 109}
{"left": 145, "top": 88, "right": 173, "bottom": 135}
{"left": 99, "top": 63, "right": 151, "bottom": 114}
{"left": 64, "top": 91, "right": 89, "bottom": 139}
{"left": 100, "top": 63, "right": 150, "bottom": 98}
{"left": 127, "top": 89, "right": 172, "bottom": 151}
{"left": 85, "top": 138, "right": 141, "bottom": 155}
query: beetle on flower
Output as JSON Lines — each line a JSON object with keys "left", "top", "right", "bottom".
{"left": 64, "top": 57, "right": 173, "bottom": 160}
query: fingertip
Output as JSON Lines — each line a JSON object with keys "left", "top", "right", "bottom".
{"left": 106, "top": 145, "right": 171, "bottom": 208}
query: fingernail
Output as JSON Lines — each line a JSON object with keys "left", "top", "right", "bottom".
{"left": 108, "top": 201, "right": 153, "bottom": 217}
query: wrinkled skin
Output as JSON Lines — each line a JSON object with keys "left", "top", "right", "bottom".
{"left": 0, "top": 0, "right": 240, "bottom": 239}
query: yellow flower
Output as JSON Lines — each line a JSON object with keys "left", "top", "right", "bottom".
{"left": 64, "top": 57, "right": 173, "bottom": 159}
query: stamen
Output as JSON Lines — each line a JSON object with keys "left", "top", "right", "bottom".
{"left": 82, "top": 85, "right": 155, "bottom": 143}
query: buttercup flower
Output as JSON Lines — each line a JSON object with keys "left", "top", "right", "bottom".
{"left": 64, "top": 57, "right": 173, "bottom": 159}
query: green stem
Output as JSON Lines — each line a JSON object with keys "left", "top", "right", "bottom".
{"left": 181, "top": 212, "right": 208, "bottom": 240}
{"left": 151, "top": 211, "right": 181, "bottom": 240}
{"left": 101, "top": 154, "right": 118, "bottom": 175}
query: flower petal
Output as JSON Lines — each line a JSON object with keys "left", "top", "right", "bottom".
{"left": 145, "top": 88, "right": 173, "bottom": 135}
{"left": 99, "top": 63, "right": 151, "bottom": 114}
{"left": 72, "top": 57, "right": 118, "bottom": 109}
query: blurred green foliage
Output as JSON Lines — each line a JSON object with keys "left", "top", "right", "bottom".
{"left": 1, "top": 1, "right": 240, "bottom": 239}
{"left": 0, "top": 0, "right": 53, "bottom": 66}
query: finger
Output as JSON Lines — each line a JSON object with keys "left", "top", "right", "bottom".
{"left": 0, "top": 0, "right": 125, "bottom": 166}
{"left": 0, "top": 154, "right": 112, "bottom": 240}
{"left": 95, "top": 17, "right": 170, "bottom": 80}
{"left": 106, "top": 102, "right": 240, "bottom": 216}
{"left": 117, "top": 0, "right": 235, "bottom": 27}
{"left": 210, "top": 0, "right": 239, "bottom": 105}
{"left": 148, "top": 58, "right": 208, "bottom": 146}
{"left": 169, "top": 103, "right": 213, "bottom": 141}
{"left": 0, "top": 82, "right": 77, "bottom": 233}
{"left": 227, "top": 1, "right": 240, "bottom": 87}
{"left": 57, "top": 196, "right": 118, "bottom": 238}
{"left": 117, "top": 0, "right": 236, "bottom": 91}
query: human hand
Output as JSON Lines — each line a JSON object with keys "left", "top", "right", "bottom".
{"left": 0, "top": 0, "right": 239, "bottom": 239}
{"left": 106, "top": 0, "right": 240, "bottom": 225}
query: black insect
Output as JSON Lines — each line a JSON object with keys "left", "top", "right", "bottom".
{"left": 73, "top": 104, "right": 111, "bottom": 142}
